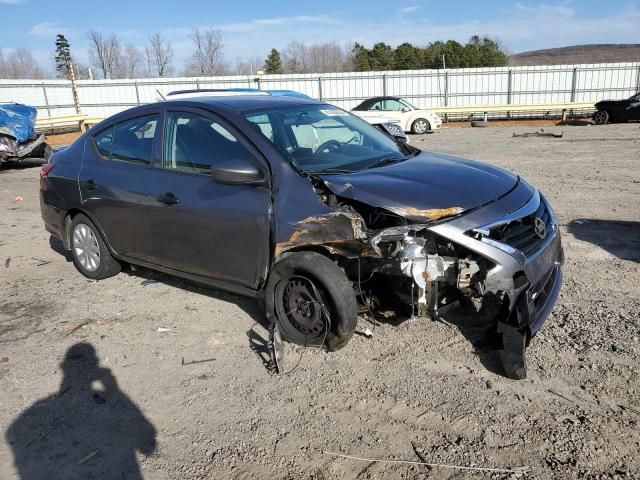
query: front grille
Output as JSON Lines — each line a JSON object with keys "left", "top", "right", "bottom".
{"left": 532, "top": 265, "right": 558, "bottom": 314}
{"left": 489, "top": 201, "right": 551, "bottom": 257}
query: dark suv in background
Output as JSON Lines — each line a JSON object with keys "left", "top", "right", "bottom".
{"left": 40, "top": 93, "right": 563, "bottom": 379}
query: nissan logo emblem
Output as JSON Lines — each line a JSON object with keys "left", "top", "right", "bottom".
{"left": 534, "top": 217, "right": 547, "bottom": 240}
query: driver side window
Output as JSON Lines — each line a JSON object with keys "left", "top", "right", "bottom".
{"left": 163, "top": 111, "right": 252, "bottom": 175}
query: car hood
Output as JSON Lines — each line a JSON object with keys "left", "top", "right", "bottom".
{"left": 321, "top": 151, "right": 518, "bottom": 222}
{"left": 596, "top": 99, "right": 624, "bottom": 106}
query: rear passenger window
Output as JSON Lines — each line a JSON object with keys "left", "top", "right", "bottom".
{"left": 94, "top": 126, "right": 113, "bottom": 158}
{"left": 110, "top": 115, "right": 158, "bottom": 165}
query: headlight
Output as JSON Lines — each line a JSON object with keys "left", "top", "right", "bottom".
{"left": 382, "top": 122, "right": 405, "bottom": 138}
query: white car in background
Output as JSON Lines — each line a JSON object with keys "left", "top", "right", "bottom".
{"left": 352, "top": 96, "right": 442, "bottom": 134}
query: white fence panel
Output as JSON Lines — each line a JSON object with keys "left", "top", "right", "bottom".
{"left": 1, "top": 62, "right": 639, "bottom": 120}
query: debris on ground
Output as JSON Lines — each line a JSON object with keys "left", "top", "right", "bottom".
{"left": 355, "top": 327, "right": 374, "bottom": 338}
{"left": 4, "top": 258, "right": 10, "bottom": 268}
{"left": 181, "top": 357, "right": 216, "bottom": 366}
{"left": 76, "top": 450, "right": 99, "bottom": 465}
{"left": 12, "top": 195, "right": 23, "bottom": 203}
{"left": 141, "top": 279, "right": 159, "bottom": 287}
{"left": 512, "top": 129, "right": 563, "bottom": 138}
{"left": 156, "top": 327, "right": 171, "bottom": 333}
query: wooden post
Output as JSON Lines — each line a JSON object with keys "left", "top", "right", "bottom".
{"left": 69, "top": 63, "right": 81, "bottom": 115}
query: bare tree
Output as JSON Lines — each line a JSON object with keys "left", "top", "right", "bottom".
{"left": 233, "top": 56, "right": 263, "bottom": 75}
{"left": 147, "top": 32, "right": 173, "bottom": 77}
{"left": 0, "top": 48, "right": 44, "bottom": 79}
{"left": 184, "top": 28, "right": 224, "bottom": 76}
{"left": 282, "top": 41, "right": 353, "bottom": 74}
{"left": 116, "top": 44, "right": 144, "bottom": 78}
{"left": 87, "top": 31, "right": 121, "bottom": 79}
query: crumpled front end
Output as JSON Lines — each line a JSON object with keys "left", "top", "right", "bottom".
{"left": 274, "top": 171, "right": 563, "bottom": 379}
{"left": 369, "top": 182, "right": 564, "bottom": 379}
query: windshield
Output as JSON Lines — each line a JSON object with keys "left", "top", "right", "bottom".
{"left": 401, "top": 99, "right": 418, "bottom": 110}
{"left": 245, "top": 105, "right": 415, "bottom": 174}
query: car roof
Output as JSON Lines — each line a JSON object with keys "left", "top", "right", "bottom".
{"left": 166, "top": 94, "right": 320, "bottom": 111}
{"left": 353, "top": 96, "right": 404, "bottom": 110}
{"left": 89, "top": 94, "right": 327, "bottom": 133}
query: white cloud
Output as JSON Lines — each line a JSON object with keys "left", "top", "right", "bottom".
{"left": 29, "top": 21, "right": 78, "bottom": 38}
{"left": 163, "top": 5, "right": 640, "bottom": 59}
{"left": 399, "top": 5, "right": 422, "bottom": 14}
{"left": 0, "top": 0, "right": 25, "bottom": 4}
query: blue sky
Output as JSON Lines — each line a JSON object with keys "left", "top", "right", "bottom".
{"left": 1, "top": 0, "right": 639, "bottom": 70}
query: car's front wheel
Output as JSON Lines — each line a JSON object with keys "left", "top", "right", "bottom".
{"left": 70, "top": 213, "right": 121, "bottom": 280}
{"left": 411, "top": 118, "right": 430, "bottom": 134}
{"left": 265, "top": 251, "right": 357, "bottom": 351}
{"left": 593, "top": 110, "right": 609, "bottom": 125}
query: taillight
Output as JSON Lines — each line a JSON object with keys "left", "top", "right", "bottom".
{"left": 40, "top": 163, "right": 55, "bottom": 190}
{"left": 40, "top": 162, "right": 55, "bottom": 179}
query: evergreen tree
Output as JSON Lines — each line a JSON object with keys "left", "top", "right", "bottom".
{"left": 393, "top": 42, "right": 423, "bottom": 70}
{"left": 368, "top": 42, "right": 394, "bottom": 71}
{"left": 55, "top": 34, "right": 73, "bottom": 79}
{"left": 352, "top": 43, "right": 371, "bottom": 71}
{"left": 264, "top": 48, "right": 282, "bottom": 74}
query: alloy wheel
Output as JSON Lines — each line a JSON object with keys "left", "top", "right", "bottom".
{"left": 73, "top": 224, "right": 101, "bottom": 272}
{"left": 414, "top": 119, "right": 428, "bottom": 134}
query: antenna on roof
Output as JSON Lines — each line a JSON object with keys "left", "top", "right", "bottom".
{"left": 156, "top": 89, "right": 166, "bottom": 101}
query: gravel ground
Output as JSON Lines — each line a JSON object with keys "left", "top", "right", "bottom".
{"left": 1, "top": 123, "right": 639, "bottom": 480}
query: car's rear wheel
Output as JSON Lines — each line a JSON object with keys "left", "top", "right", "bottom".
{"left": 70, "top": 214, "right": 121, "bottom": 280}
{"left": 593, "top": 110, "right": 609, "bottom": 125}
{"left": 411, "top": 118, "right": 430, "bottom": 134}
{"left": 265, "top": 252, "right": 357, "bottom": 351}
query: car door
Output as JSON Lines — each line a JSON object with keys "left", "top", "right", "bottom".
{"left": 147, "top": 108, "right": 271, "bottom": 289}
{"left": 78, "top": 112, "right": 160, "bottom": 260}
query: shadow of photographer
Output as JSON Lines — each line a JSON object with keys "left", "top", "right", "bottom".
{"left": 6, "top": 343, "right": 157, "bottom": 480}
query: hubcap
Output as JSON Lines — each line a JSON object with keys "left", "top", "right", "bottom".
{"left": 595, "top": 111, "right": 606, "bottom": 124}
{"left": 73, "top": 224, "right": 100, "bottom": 272}
{"left": 414, "top": 120, "right": 428, "bottom": 133}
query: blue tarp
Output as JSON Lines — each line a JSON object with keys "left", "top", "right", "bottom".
{"left": 0, "top": 103, "right": 38, "bottom": 143}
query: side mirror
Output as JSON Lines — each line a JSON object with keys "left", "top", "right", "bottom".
{"left": 211, "top": 158, "right": 266, "bottom": 186}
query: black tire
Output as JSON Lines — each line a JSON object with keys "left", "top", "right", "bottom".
{"left": 411, "top": 118, "right": 430, "bottom": 134}
{"left": 265, "top": 252, "right": 357, "bottom": 351}
{"left": 593, "top": 110, "right": 609, "bottom": 125}
{"left": 69, "top": 213, "right": 121, "bottom": 280}
{"left": 471, "top": 120, "right": 489, "bottom": 128}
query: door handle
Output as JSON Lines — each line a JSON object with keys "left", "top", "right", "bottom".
{"left": 156, "top": 192, "right": 179, "bottom": 205}
{"left": 84, "top": 179, "right": 97, "bottom": 191}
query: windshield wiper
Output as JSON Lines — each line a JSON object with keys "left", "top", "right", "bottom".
{"left": 308, "top": 168, "right": 355, "bottom": 175}
{"left": 364, "top": 157, "right": 405, "bottom": 170}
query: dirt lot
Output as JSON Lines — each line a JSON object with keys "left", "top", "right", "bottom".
{"left": 1, "top": 123, "right": 639, "bottom": 479}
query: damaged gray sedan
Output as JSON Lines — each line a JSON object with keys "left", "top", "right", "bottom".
{"left": 40, "top": 94, "right": 563, "bottom": 379}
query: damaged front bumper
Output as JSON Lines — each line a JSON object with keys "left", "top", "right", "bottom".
{"left": 372, "top": 181, "right": 564, "bottom": 376}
